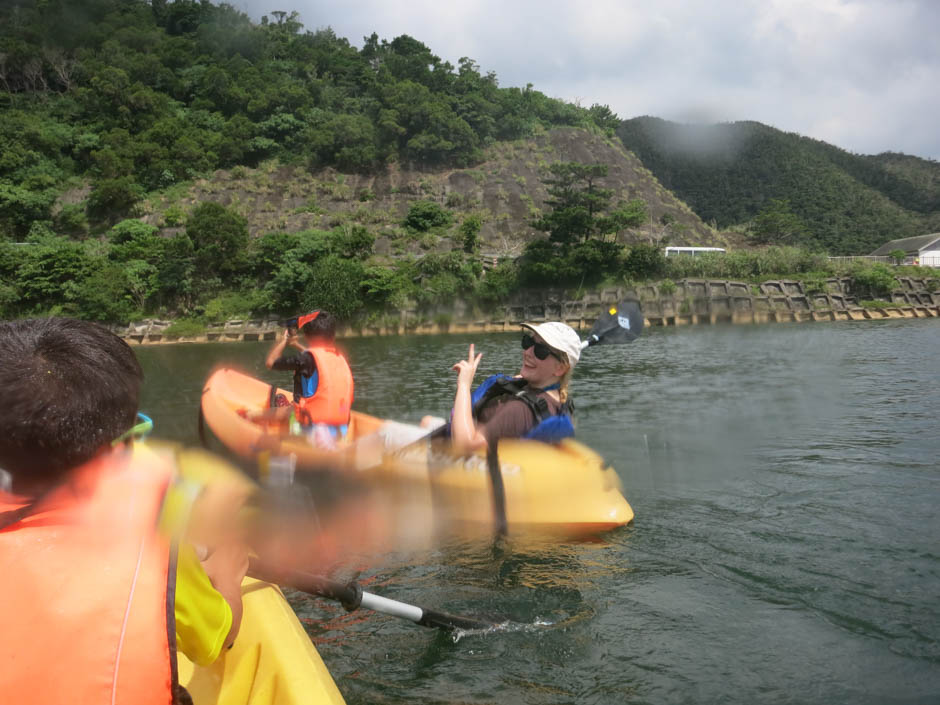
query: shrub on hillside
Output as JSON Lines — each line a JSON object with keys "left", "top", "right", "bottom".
{"left": 403, "top": 200, "right": 452, "bottom": 232}
{"left": 413, "top": 252, "right": 479, "bottom": 305}
{"left": 570, "top": 240, "right": 625, "bottom": 284}
{"left": 329, "top": 225, "right": 375, "bottom": 259}
{"left": 302, "top": 255, "right": 365, "bottom": 320}
{"left": 264, "top": 257, "right": 314, "bottom": 314}
{"left": 54, "top": 203, "right": 90, "bottom": 237}
{"left": 185, "top": 202, "right": 250, "bottom": 277}
{"left": 623, "top": 243, "right": 666, "bottom": 279}
{"left": 517, "top": 240, "right": 578, "bottom": 286}
{"left": 203, "top": 291, "right": 265, "bottom": 323}
{"left": 460, "top": 214, "right": 483, "bottom": 253}
{"left": 361, "top": 262, "right": 420, "bottom": 311}
{"left": 475, "top": 260, "right": 519, "bottom": 304}
{"left": 848, "top": 262, "right": 896, "bottom": 298}
{"left": 86, "top": 177, "right": 145, "bottom": 222}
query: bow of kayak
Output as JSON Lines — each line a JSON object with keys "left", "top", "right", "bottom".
{"left": 178, "top": 577, "right": 345, "bottom": 705}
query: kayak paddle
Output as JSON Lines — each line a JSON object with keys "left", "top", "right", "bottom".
{"left": 249, "top": 558, "right": 497, "bottom": 632}
{"left": 581, "top": 297, "right": 644, "bottom": 348}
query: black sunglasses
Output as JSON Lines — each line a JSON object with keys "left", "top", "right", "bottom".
{"left": 522, "top": 333, "right": 561, "bottom": 361}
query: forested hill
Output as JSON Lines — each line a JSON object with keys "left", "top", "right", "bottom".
{"left": 0, "top": 0, "right": 621, "bottom": 235}
{"left": 617, "top": 117, "right": 940, "bottom": 255}
{"left": 0, "top": 0, "right": 725, "bottom": 324}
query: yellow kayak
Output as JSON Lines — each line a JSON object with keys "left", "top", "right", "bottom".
{"left": 178, "top": 576, "right": 345, "bottom": 705}
{"left": 386, "top": 435, "right": 634, "bottom": 535}
{"left": 201, "top": 368, "right": 634, "bottom": 537}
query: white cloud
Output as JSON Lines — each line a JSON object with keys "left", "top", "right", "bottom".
{"left": 233, "top": 0, "right": 940, "bottom": 159}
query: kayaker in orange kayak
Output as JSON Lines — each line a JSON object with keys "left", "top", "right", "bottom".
{"left": 263, "top": 309, "right": 354, "bottom": 449}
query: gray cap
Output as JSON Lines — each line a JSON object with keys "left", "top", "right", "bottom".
{"left": 521, "top": 321, "right": 582, "bottom": 367}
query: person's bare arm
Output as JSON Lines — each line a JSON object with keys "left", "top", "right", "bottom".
{"left": 450, "top": 344, "right": 488, "bottom": 454}
{"left": 200, "top": 542, "right": 249, "bottom": 649}
{"left": 265, "top": 329, "right": 294, "bottom": 369}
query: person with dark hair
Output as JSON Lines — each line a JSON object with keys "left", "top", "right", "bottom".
{"left": 0, "top": 318, "right": 249, "bottom": 704}
{"left": 264, "top": 309, "right": 354, "bottom": 448}
{"left": 0, "top": 317, "right": 144, "bottom": 492}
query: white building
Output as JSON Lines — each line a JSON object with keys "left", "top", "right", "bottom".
{"left": 664, "top": 246, "right": 726, "bottom": 257}
{"left": 869, "top": 233, "right": 940, "bottom": 268}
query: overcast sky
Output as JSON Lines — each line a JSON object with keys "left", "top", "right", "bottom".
{"left": 234, "top": 0, "right": 940, "bottom": 160}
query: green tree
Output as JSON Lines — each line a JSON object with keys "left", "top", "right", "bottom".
{"left": 361, "top": 263, "right": 418, "bottom": 310}
{"left": 153, "top": 234, "right": 196, "bottom": 312}
{"left": 87, "top": 177, "right": 145, "bottom": 222}
{"left": 306, "top": 113, "right": 378, "bottom": 171}
{"left": 518, "top": 239, "right": 578, "bottom": 286}
{"left": 108, "top": 219, "right": 163, "bottom": 262}
{"left": 185, "top": 202, "right": 249, "bottom": 278}
{"left": 264, "top": 257, "right": 313, "bottom": 313}
{"left": 0, "top": 183, "right": 58, "bottom": 237}
{"left": 247, "top": 231, "right": 301, "bottom": 280}
{"left": 16, "top": 235, "right": 93, "bottom": 314}
{"left": 123, "top": 259, "right": 158, "bottom": 311}
{"left": 532, "top": 162, "right": 640, "bottom": 247}
{"left": 77, "top": 263, "right": 137, "bottom": 323}
{"left": 459, "top": 213, "right": 482, "bottom": 253}
{"left": 302, "top": 255, "right": 364, "bottom": 319}
{"left": 750, "top": 198, "right": 809, "bottom": 245}
{"left": 623, "top": 243, "right": 667, "bottom": 279}
{"left": 587, "top": 103, "right": 620, "bottom": 133}
{"left": 533, "top": 162, "right": 611, "bottom": 246}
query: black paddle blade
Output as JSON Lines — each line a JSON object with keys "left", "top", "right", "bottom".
{"left": 587, "top": 298, "right": 644, "bottom": 345}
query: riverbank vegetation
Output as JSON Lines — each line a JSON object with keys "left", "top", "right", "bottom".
{"left": 2, "top": 212, "right": 935, "bottom": 326}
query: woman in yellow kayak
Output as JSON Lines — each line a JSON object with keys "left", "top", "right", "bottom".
{"left": 0, "top": 318, "right": 250, "bottom": 704}
{"left": 443, "top": 321, "right": 582, "bottom": 453}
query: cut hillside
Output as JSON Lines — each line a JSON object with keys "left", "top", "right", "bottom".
{"left": 138, "top": 127, "right": 732, "bottom": 256}
{"left": 617, "top": 117, "right": 938, "bottom": 255}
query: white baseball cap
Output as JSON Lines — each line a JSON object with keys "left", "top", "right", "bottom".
{"left": 521, "top": 321, "right": 582, "bottom": 367}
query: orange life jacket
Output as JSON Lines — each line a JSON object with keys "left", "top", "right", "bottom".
{"left": 0, "top": 448, "right": 178, "bottom": 705}
{"left": 295, "top": 345, "right": 354, "bottom": 427}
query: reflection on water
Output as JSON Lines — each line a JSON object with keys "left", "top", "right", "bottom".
{"left": 138, "top": 319, "right": 940, "bottom": 704}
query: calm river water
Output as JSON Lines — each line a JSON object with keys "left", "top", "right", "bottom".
{"left": 138, "top": 319, "right": 940, "bottom": 705}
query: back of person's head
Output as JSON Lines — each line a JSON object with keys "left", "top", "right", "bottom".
{"left": 301, "top": 310, "right": 336, "bottom": 343}
{"left": 0, "top": 318, "right": 143, "bottom": 486}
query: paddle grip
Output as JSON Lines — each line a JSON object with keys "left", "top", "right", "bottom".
{"left": 248, "top": 559, "right": 361, "bottom": 610}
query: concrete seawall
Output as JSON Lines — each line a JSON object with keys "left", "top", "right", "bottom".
{"left": 115, "top": 276, "right": 940, "bottom": 345}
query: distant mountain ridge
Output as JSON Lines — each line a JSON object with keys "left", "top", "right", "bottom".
{"left": 616, "top": 117, "right": 940, "bottom": 255}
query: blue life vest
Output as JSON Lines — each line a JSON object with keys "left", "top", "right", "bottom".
{"left": 467, "top": 374, "right": 575, "bottom": 444}
{"left": 299, "top": 369, "right": 319, "bottom": 398}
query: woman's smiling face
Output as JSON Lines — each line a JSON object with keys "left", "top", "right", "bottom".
{"left": 519, "top": 333, "right": 569, "bottom": 387}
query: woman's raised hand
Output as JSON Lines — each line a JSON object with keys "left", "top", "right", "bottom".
{"left": 452, "top": 343, "right": 482, "bottom": 388}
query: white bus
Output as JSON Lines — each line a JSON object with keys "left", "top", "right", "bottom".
{"left": 664, "top": 246, "right": 726, "bottom": 257}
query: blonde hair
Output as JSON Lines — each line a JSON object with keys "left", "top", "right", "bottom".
{"left": 556, "top": 358, "right": 573, "bottom": 403}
